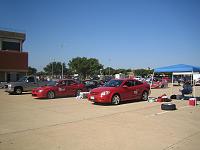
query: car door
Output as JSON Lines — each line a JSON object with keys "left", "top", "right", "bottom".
{"left": 120, "top": 80, "right": 134, "bottom": 100}
{"left": 57, "top": 80, "right": 67, "bottom": 97}
{"left": 25, "top": 76, "right": 38, "bottom": 91}
{"left": 66, "top": 80, "right": 77, "bottom": 96}
{"left": 132, "top": 80, "right": 144, "bottom": 99}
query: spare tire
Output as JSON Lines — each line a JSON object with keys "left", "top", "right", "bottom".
{"left": 161, "top": 103, "right": 176, "bottom": 111}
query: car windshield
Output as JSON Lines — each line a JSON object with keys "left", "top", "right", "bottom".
{"left": 104, "top": 80, "right": 123, "bottom": 87}
{"left": 17, "top": 76, "right": 28, "bottom": 82}
{"left": 47, "top": 81, "right": 57, "bottom": 86}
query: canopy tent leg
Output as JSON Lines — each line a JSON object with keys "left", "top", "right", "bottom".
{"left": 192, "top": 71, "right": 196, "bottom": 97}
{"left": 171, "top": 73, "right": 174, "bottom": 96}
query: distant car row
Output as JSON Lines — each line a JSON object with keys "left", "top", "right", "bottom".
{"left": 3, "top": 76, "right": 150, "bottom": 105}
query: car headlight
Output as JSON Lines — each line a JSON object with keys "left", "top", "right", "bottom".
{"left": 8, "top": 84, "right": 11, "bottom": 88}
{"left": 38, "top": 89, "right": 43, "bottom": 93}
{"left": 100, "top": 91, "right": 110, "bottom": 97}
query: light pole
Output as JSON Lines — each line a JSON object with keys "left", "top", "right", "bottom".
{"left": 61, "top": 62, "right": 64, "bottom": 79}
{"left": 52, "top": 62, "right": 53, "bottom": 78}
{"left": 108, "top": 58, "right": 111, "bottom": 75}
{"left": 51, "top": 59, "right": 55, "bottom": 79}
{"left": 100, "top": 69, "right": 102, "bottom": 75}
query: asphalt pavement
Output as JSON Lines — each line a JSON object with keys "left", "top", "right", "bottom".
{"left": 0, "top": 87, "right": 200, "bottom": 150}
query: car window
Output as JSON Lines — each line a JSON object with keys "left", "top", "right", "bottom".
{"left": 133, "top": 80, "right": 143, "bottom": 86}
{"left": 57, "top": 80, "right": 66, "bottom": 86}
{"left": 47, "top": 81, "right": 57, "bottom": 86}
{"left": 124, "top": 80, "right": 132, "bottom": 87}
{"left": 104, "top": 80, "right": 123, "bottom": 87}
{"left": 61, "top": 80, "right": 66, "bottom": 85}
{"left": 27, "top": 77, "right": 35, "bottom": 82}
{"left": 68, "top": 80, "right": 76, "bottom": 86}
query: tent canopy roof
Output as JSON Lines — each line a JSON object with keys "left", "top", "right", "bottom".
{"left": 154, "top": 64, "right": 200, "bottom": 73}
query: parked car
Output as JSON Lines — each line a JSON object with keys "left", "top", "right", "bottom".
{"left": 32, "top": 79, "right": 86, "bottom": 99}
{"left": 82, "top": 80, "right": 103, "bottom": 91}
{"left": 194, "top": 78, "right": 200, "bottom": 86}
{"left": 134, "top": 76, "right": 145, "bottom": 82}
{"left": 88, "top": 78, "right": 150, "bottom": 105}
{"left": 151, "top": 79, "right": 168, "bottom": 89}
{"left": 0, "top": 82, "right": 7, "bottom": 89}
{"left": 5, "top": 76, "right": 49, "bottom": 95}
{"left": 162, "top": 77, "right": 171, "bottom": 83}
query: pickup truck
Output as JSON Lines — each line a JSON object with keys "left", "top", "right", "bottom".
{"left": 5, "top": 76, "right": 49, "bottom": 94}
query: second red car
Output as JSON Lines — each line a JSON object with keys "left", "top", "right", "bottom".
{"left": 32, "top": 79, "right": 86, "bottom": 99}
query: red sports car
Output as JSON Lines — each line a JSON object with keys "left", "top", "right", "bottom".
{"left": 32, "top": 79, "right": 86, "bottom": 99}
{"left": 88, "top": 78, "right": 150, "bottom": 105}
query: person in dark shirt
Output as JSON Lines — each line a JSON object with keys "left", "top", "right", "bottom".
{"left": 180, "top": 81, "right": 193, "bottom": 97}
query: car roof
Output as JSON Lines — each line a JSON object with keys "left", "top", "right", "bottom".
{"left": 112, "top": 78, "right": 137, "bottom": 81}
{"left": 57, "top": 79, "right": 74, "bottom": 82}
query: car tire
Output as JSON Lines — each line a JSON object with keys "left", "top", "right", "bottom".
{"left": 141, "top": 91, "right": 148, "bottom": 101}
{"left": 14, "top": 87, "right": 22, "bottom": 95}
{"left": 161, "top": 103, "right": 176, "bottom": 111}
{"left": 111, "top": 94, "right": 120, "bottom": 105}
{"left": 47, "top": 91, "right": 55, "bottom": 99}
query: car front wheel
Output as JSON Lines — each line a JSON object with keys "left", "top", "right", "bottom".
{"left": 141, "top": 91, "right": 148, "bottom": 101}
{"left": 111, "top": 94, "right": 120, "bottom": 105}
{"left": 47, "top": 91, "right": 55, "bottom": 99}
{"left": 14, "top": 87, "right": 22, "bottom": 95}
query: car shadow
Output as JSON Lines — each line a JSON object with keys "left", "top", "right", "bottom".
{"left": 92, "top": 99, "right": 145, "bottom": 106}
{"left": 9, "top": 92, "right": 32, "bottom": 95}
{"left": 34, "top": 96, "right": 77, "bottom": 100}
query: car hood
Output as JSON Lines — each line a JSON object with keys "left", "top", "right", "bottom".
{"left": 91, "top": 86, "right": 117, "bottom": 93}
{"left": 33, "top": 85, "right": 55, "bottom": 91}
{"left": 8, "top": 82, "right": 23, "bottom": 85}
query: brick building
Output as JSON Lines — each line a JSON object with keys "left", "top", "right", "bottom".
{"left": 0, "top": 30, "right": 28, "bottom": 82}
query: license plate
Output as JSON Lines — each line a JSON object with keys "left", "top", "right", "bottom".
{"left": 90, "top": 96, "right": 95, "bottom": 100}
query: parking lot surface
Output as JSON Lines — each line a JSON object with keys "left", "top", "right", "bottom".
{"left": 0, "top": 87, "right": 200, "bottom": 150}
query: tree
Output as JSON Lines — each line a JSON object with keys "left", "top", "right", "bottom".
{"left": 28, "top": 66, "right": 37, "bottom": 75}
{"left": 36, "top": 71, "right": 47, "bottom": 76}
{"left": 43, "top": 61, "right": 68, "bottom": 76}
{"left": 68, "top": 57, "right": 103, "bottom": 79}
{"left": 134, "top": 69, "right": 153, "bottom": 77}
{"left": 102, "top": 67, "right": 115, "bottom": 75}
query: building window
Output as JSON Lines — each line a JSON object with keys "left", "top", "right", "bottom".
{"left": 7, "top": 73, "right": 10, "bottom": 82}
{"left": 2, "top": 41, "right": 20, "bottom": 51}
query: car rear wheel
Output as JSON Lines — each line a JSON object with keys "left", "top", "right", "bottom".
{"left": 111, "top": 94, "right": 120, "bottom": 105}
{"left": 141, "top": 91, "right": 148, "bottom": 101}
{"left": 14, "top": 87, "right": 22, "bottom": 95}
{"left": 47, "top": 91, "right": 55, "bottom": 99}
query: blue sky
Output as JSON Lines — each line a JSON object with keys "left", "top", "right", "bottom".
{"left": 1, "top": 0, "right": 200, "bottom": 71}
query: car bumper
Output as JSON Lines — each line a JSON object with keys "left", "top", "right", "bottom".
{"left": 5, "top": 87, "right": 15, "bottom": 93}
{"left": 32, "top": 92, "right": 46, "bottom": 98}
{"left": 88, "top": 94, "right": 111, "bottom": 103}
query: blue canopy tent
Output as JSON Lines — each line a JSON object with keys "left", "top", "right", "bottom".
{"left": 153, "top": 64, "right": 200, "bottom": 97}
{"left": 154, "top": 64, "right": 200, "bottom": 73}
